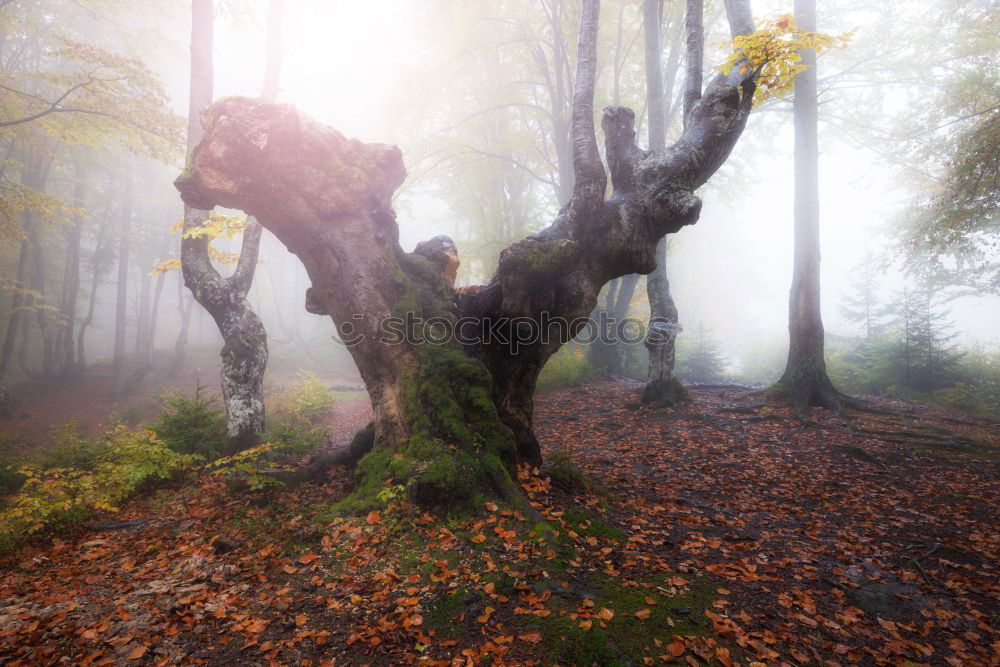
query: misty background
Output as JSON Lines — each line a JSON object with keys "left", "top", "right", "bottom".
{"left": 2, "top": 0, "right": 998, "bottom": 424}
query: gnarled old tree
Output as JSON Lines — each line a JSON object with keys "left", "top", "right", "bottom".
{"left": 179, "top": 0, "right": 284, "bottom": 454}
{"left": 176, "top": 0, "right": 759, "bottom": 510}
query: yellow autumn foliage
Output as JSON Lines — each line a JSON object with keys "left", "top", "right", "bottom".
{"left": 719, "top": 15, "right": 852, "bottom": 106}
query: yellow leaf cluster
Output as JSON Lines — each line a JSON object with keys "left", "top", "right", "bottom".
{"left": 719, "top": 15, "right": 852, "bottom": 106}
{"left": 181, "top": 213, "right": 247, "bottom": 241}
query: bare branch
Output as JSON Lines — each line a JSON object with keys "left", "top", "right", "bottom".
{"left": 455, "top": 146, "right": 559, "bottom": 189}
{"left": 682, "top": 0, "right": 704, "bottom": 127}
{"left": 644, "top": 0, "right": 666, "bottom": 151}
{"left": 570, "top": 0, "right": 604, "bottom": 192}
{"left": 229, "top": 219, "right": 262, "bottom": 294}
{"left": 722, "top": 0, "right": 754, "bottom": 37}
{"left": 0, "top": 77, "right": 95, "bottom": 128}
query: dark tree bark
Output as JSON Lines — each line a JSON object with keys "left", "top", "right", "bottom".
{"left": 179, "top": 0, "right": 268, "bottom": 454}
{"left": 0, "top": 237, "right": 30, "bottom": 383}
{"left": 145, "top": 263, "right": 166, "bottom": 367}
{"left": 77, "top": 180, "right": 113, "bottom": 371}
{"left": 641, "top": 0, "right": 686, "bottom": 405}
{"left": 112, "top": 169, "right": 132, "bottom": 395}
{"left": 588, "top": 272, "right": 638, "bottom": 376}
{"left": 176, "top": 0, "right": 759, "bottom": 509}
{"left": 57, "top": 151, "right": 86, "bottom": 376}
{"left": 776, "top": 0, "right": 848, "bottom": 412}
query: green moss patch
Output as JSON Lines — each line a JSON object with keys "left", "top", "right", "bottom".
{"left": 526, "top": 571, "right": 721, "bottom": 665}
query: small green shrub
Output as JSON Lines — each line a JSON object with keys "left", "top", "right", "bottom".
{"left": 0, "top": 425, "right": 197, "bottom": 555}
{"left": 0, "top": 465, "right": 25, "bottom": 496}
{"left": 542, "top": 450, "right": 589, "bottom": 492}
{"left": 112, "top": 403, "right": 147, "bottom": 427}
{"left": 35, "top": 422, "right": 108, "bottom": 471}
{"left": 205, "top": 442, "right": 298, "bottom": 492}
{"left": 271, "top": 372, "right": 337, "bottom": 430}
{"left": 265, "top": 422, "right": 326, "bottom": 457}
{"left": 151, "top": 385, "right": 227, "bottom": 460}
{"left": 263, "top": 372, "right": 337, "bottom": 456}
{"left": 538, "top": 345, "right": 598, "bottom": 392}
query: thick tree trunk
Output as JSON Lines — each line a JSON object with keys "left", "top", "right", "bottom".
{"left": 641, "top": 0, "right": 686, "bottom": 405}
{"left": 776, "top": 0, "right": 845, "bottom": 412}
{"left": 643, "top": 238, "right": 685, "bottom": 404}
{"left": 177, "top": 0, "right": 759, "bottom": 508}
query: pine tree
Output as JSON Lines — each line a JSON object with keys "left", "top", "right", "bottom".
{"left": 838, "top": 252, "right": 888, "bottom": 382}
{"left": 840, "top": 252, "right": 884, "bottom": 341}
{"left": 884, "top": 284, "right": 963, "bottom": 392}
{"left": 679, "top": 322, "right": 728, "bottom": 383}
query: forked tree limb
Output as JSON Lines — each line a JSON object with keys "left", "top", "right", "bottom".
{"left": 175, "top": 0, "right": 760, "bottom": 507}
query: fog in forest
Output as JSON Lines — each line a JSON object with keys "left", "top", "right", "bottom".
{"left": 6, "top": 0, "right": 995, "bottom": 408}
{"left": 2, "top": 1, "right": 999, "bottom": 663}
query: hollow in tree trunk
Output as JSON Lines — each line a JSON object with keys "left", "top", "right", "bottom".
{"left": 176, "top": 0, "right": 760, "bottom": 510}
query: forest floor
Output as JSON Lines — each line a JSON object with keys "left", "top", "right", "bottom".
{"left": 1, "top": 379, "right": 998, "bottom": 665}
{"left": 0, "top": 346, "right": 364, "bottom": 452}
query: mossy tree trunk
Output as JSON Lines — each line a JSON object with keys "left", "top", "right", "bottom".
{"left": 176, "top": 0, "right": 761, "bottom": 510}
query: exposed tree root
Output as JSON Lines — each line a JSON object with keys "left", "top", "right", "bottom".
{"left": 305, "top": 422, "right": 375, "bottom": 476}
{"left": 640, "top": 377, "right": 688, "bottom": 407}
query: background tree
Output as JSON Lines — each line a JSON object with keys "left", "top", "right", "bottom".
{"left": 677, "top": 321, "right": 727, "bottom": 384}
{"left": 641, "top": 0, "right": 687, "bottom": 405}
{"left": 177, "top": 0, "right": 286, "bottom": 455}
{"left": 0, "top": 0, "right": 181, "bottom": 409}
{"left": 835, "top": 251, "right": 886, "bottom": 391}
{"left": 884, "top": 283, "right": 964, "bottom": 394}
{"left": 775, "top": 0, "right": 851, "bottom": 412}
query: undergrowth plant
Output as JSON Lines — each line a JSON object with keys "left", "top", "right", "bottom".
{"left": 0, "top": 425, "right": 197, "bottom": 555}
{"left": 208, "top": 373, "right": 339, "bottom": 493}
{"left": 537, "top": 345, "right": 599, "bottom": 392}
{"left": 205, "top": 443, "right": 297, "bottom": 492}
{"left": 265, "top": 372, "right": 337, "bottom": 453}
{"left": 151, "top": 384, "right": 228, "bottom": 460}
